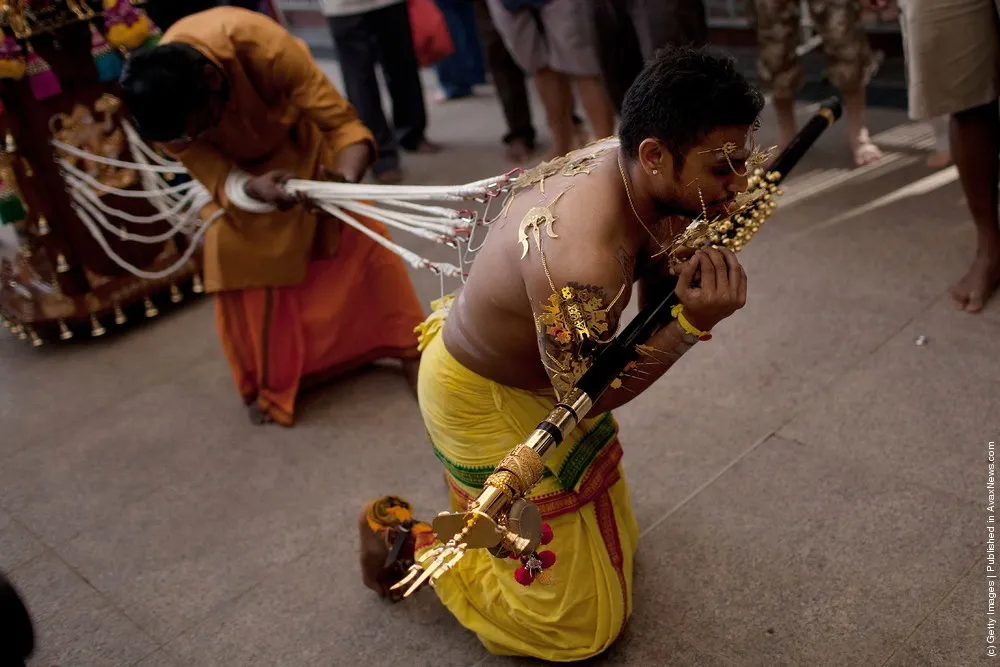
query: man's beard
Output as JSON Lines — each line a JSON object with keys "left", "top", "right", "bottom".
{"left": 654, "top": 192, "right": 737, "bottom": 222}
{"left": 652, "top": 195, "right": 705, "bottom": 221}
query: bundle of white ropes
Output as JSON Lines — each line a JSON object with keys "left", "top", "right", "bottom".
{"left": 49, "top": 120, "right": 520, "bottom": 291}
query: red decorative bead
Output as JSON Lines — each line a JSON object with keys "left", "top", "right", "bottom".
{"left": 540, "top": 522, "right": 554, "bottom": 546}
{"left": 537, "top": 550, "right": 557, "bottom": 569}
{"left": 514, "top": 566, "right": 534, "bottom": 586}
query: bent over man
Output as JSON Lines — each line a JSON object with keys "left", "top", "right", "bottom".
{"left": 120, "top": 7, "right": 425, "bottom": 426}
{"left": 359, "top": 47, "right": 763, "bottom": 660}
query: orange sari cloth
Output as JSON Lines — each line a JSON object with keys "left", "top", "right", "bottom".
{"left": 214, "top": 218, "right": 425, "bottom": 426}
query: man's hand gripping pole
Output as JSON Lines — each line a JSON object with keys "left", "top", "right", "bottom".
{"left": 393, "top": 97, "right": 844, "bottom": 600}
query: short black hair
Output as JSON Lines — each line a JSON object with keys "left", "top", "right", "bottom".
{"left": 119, "top": 43, "right": 215, "bottom": 142}
{"left": 619, "top": 46, "right": 765, "bottom": 168}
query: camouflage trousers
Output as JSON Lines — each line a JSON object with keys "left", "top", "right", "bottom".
{"left": 755, "top": 0, "right": 872, "bottom": 99}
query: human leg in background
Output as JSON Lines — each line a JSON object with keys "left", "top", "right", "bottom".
{"left": 754, "top": 0, "right": 801, "bottom": 149}
{"left": 592, "top": 0, "right": 709, "bottom": 114}
{"left": 809, "top": 0, "right": 882, "bottom": 165}
{"left": 897, "top": 0, "right": 950, "bottom": 168}
{"left": 485, "top": 0, "right": 578, "bottom": 157}
{"left": 540, "top": 0, "right": 615, "bottom": 140}
{"left": 534, "top": 67, "right": 578, "bottom": 156}
{"left": 927, "top": 115, "right": 952, "bottom": 168}
{"left": 473, "top": 0, "right": 537, "bottom": 161}
{"left": 327, "top": 12, "right": 404, "bottom": 182}
{"left": 901, "top": 0, "right": 1000, "bottom": 311}
{"left": 950, "top": 102, "right": 1000, "bottom": 312}
{"left": 371, "top": 2, "right": 441, "bottom": 158}
{"left": 434, "top": 0, "right": 487, "bottom": 101}
{"left": 633, "top": 0, "right": 708, "bottom": 54}
{"left": 589, "top": 0, "right": 645, "bottom": 115}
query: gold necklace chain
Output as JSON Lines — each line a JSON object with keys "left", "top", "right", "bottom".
{"left": 617, "top": 154, "right": 673, "bottom": 256}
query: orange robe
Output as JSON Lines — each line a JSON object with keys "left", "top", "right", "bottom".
{"left": 161, "top": 7, "right": 425, "bottom": 425}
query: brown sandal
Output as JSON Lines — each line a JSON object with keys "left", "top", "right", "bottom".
{"left": 359, "top": 496, "right": 435, "bottom": 601}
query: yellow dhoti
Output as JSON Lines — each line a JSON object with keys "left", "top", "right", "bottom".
{"left": 413, "top": 295, "right": 640, "bottom": 662}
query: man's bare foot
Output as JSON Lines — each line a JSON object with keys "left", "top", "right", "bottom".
{"left": 247, "top": 403, "right": 272, "bottom": 426}
{"left": 402, "top": 357, "right": 420, "bottom": 398}
{"left": 850, "top": 129, "right": 883, "bottom": 166}
{"left": 410, "top": 140, "right": 442, "bottom": 154}
{"left": 927, "top": 151, "right": 952, "bottom": 169}
{"left": 433, "top": 91, "right": 473, "bottom": 104}
{"left": 374, "top": 169, "right": 404, "bottom": 184}
{"left": 505, "top": 138, "right": 533, "bottom": 164}
{"left": 951, "top": 244, "right": 1000, "bottom": 313}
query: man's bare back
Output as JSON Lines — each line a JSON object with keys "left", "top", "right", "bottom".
{"left": 443, "top": 140, "right": 644, "bottom": 393}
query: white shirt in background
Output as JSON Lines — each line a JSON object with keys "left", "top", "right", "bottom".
{"left": 318, "top": 0, "right": 404, "bottom": 17}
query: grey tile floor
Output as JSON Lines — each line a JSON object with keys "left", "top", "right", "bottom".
{"left": 0, "top": 59, "right": 993, "bottom": 666}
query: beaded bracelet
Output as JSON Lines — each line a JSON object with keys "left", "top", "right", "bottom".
{"left": 671, "top": 304, "right": 712, "bottom": 341}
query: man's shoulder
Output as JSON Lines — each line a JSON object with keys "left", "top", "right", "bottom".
{"left": 164, "top": 6, "right": 280, "bottom": 49}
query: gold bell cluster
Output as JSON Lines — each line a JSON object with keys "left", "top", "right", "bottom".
{"left": 2, "top": 275, "right": 206, "bottom": 346}
{"left": 707, "top": 168, "right": 783, "bottom": 253}
{"left": 670, "top": 167, "right": 784, "bottom": 258}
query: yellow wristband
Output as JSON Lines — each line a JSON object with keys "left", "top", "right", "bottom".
{"left": 671, "top": 304, "right": 712, "bottom": 340}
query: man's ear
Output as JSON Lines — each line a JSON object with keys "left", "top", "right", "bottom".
{"left": 637, "top": 138, "right": 677, "bottom": 180}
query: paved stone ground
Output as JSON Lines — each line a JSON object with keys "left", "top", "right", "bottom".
{"left": 1, "top": 58, "right": 994, "bottom": 667}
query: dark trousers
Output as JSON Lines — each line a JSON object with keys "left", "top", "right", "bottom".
{"left": 591, "top": 0, "right": 708, "bottom": 113}
{"left": 472, "top": 0, "right": 535, "bottom": 148}
{"left": 328, "top": 3, "right": 429, "bottom": 174}
{"left": 434, "top": 0, "right": 487, "bottom": 98}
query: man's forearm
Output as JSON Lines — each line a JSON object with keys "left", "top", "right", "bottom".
{"left": 332, "top": 140, "right": 374, "bottom": 183}
{"left": 589, "top": 319, "right": 699, "bottom": 414}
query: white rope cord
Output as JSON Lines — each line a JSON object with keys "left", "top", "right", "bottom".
{"left": 334, "top": 200, "right": 455, "bottom": 243}
{"left": 137, "top": 171, "right": 191, "bottom": 220}
{"left": 66, "top": 176, "right": 209, "bottom": 243}
{"left": 317, "top": 202, "right": 462, "bottom": 278}
{"left": 223, "top": 170, "right": 277, "bottom": 214}
{"left": 110, "top": 126, "right": 196, "bottom": 215}
{"left": 50, "top": 130, "right": 522, "bottom": 285}
{"left": 120, "top": 121, "right": 177, "bottom": 167}
{"left": 51, "top": 138, "right": 189, "bottom": 173}
{"left": 333, "top": 200, "right": 463, "bottom": 236}
{"left": 57, "top": 158, "right": 199, "bottom": 198}
{"left": 286, "top": 171, "right": 515, "bottom": 202}
{"left": 376, "top": 199, "right": 468, "bottom": 219}
{"left": 66, "top": 174, "right": 208, "bottom": 224}
{"left": 348, "top": 203, "right": 469, "bottom": 232}
{"left": 73, "top": 201, "right": 221, "bottom": 280}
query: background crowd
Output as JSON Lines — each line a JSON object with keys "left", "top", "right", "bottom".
{"left": 142, "top": 0, "right": 1000, "bottom": 310}
{"left": 316, "top": 0, "right": 889, "bottom": 183}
